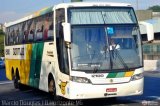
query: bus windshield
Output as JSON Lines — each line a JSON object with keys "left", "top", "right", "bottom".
{"left": 69, "top": 7, "right": 137, "bottom": 24}
{"left": 69, "top": 7, "right": 142, "bottom": 72}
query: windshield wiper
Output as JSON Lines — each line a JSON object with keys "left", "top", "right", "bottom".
{"left": 112, "top": 49, "right": 129, "bottom": 69}
{"left": 92, "top": 66, "right": 100, "bottom": 73}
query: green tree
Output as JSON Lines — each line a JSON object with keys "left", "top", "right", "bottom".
{"left": 148, "top": 5, "right": 160, "bottom": 12}
{"left": 0, "top": 30, "right": 4, "bottom": 57}
{"left": 0, "top": 29, "right": 4, "bottom": 35}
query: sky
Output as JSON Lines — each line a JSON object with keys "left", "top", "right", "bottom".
{"left": 0, "top": 0, "right": 159, "bottom": 23}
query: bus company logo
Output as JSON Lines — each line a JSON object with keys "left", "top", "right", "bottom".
{"left": 110, "top": 79, "right": 113, "bottom": 83}
{"left": 104, "top": 93, "right": 117, "bottom": 96}
{"left": 92, "top": 74, "right": 104, "bottom": 78}
{"left": 59, "top": 81, "right": 67, "bottom": 95}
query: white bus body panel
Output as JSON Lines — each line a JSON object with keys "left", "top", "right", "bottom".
{"left": 69, "top": 78, "right": 143, "bottom": 99}
{"left": 67, "top": 68, "right": 143, "bottom": 99}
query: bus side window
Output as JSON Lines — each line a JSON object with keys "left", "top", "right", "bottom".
{"left": 48, "top": 22, "right": 53, "bottom": 40}
{"left": 28, "top": 29, "right": 34, "bottom": 42}
{"left": 24, "top": 30, "right": 28, "bottom": 43}
{"left": 15, "top": 24, "right": 20, "bottom": 45}
{"left": 43, "top": 17, "right": 49, "bottom": 40}
{"left": 12, "top": 28, "right": 16, "bottom": 45}
{"left": 43, "top": 12, "right": 54, "bottom": 41}
{"left": 35, "top": 17, "right": 43, "bottom": 41}
{"left": 36, "top": 25, "right": 43, "bottom": 41}
{"left": 21, "top": 22, "right": 25, "bottom": 44}
{"left": 28, "top": 20, "right": 35, "bottom": 42}
{"left": 6, "top": 28, "right": 10, "bottom": 45}
{"left": 8, "top": 27, "right": 12, "bottom": 45}
{"left": 18, "top": 23, "right": 23, "bottom": 44}
{"left": 23, "top": 21, "right": 29, "bottom": 43}
{"left": 10, "top": 28, "right": 14, "bottom": 45}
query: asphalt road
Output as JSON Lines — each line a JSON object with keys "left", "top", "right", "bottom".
{"left": 0, "top": 68, "right": 160, "bottom": 106}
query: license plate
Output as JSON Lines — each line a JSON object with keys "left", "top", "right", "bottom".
{"left": 106, "top": 88, "right": 117, "bottom": 92}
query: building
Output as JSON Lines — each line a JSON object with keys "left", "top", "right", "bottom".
{"left": 136, "top": 10, "right": 152, "bottom": 21}
{"left": 139, "top": 18, "right": 160, "bottom": 60}
{"left": 136, "top": 10, "right": 160, "bottom": 21}
{"left": 135, "top": 10, "right": 160, "bottom": 60}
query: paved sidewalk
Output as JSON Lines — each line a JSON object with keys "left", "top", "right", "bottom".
{"left": 0, "top": 81, "right": 12, "bottom": 85}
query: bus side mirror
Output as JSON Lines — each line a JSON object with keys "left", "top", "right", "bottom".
{"left": 62, "top": 23, "right": 71, "bottom": 43}
{"left": 139, "top": 22, "right": 154, "bottom": 43}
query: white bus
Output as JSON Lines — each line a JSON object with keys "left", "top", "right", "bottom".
{"left": 5, "top": 2, "right": 143, "bottom": 99}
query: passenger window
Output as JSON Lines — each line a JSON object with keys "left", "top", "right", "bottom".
{"left": 5, "top": 28, "right": 8, "bottom": 45}
{"left": 35, "top": 17, "right": 44, "bottom": 41}
{"left": 6, "top": 28, "right": 10, "bottom": 45}
{"left": 8, "top": 28, "right": 12, "bottom": 45}
{"left": 43, "top": 17, "right": 49, "bottom": 40}
{"left": 28, "top": 20, "right": 35, "bottom": 42}
{"left": 18, "top": 23, "right": 23, "bottom": 44}
{"left": 48, "top": 22, "right": 53, "bottom": 40}
{"left": 43, "top": 13, "right": 54, "bottom": 41}
{"left": 6, "top": 13, "right": 54, "bottom": 45}
{"left": 15, "top": 25, "right": 20, "bottom": 44}
{"left": 10, "top": 28, "right": 14, "bottom": 45}
{"left": 23, "top": 21, "right": 29, "bottom": 43}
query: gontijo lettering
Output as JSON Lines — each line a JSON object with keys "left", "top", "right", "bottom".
{"left": 13, "top": 48, "right": 24, "bottom": 55}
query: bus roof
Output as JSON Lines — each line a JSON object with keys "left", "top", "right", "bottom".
{"left": 55, "top": 2, "right": 131, "bottom": 9}
{"left": 5, "top": 2, "right": 131, "bottom": 27}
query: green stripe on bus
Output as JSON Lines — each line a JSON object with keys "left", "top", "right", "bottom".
{"left": 40, "top": 6, "right": 53, "bottom": 15}
{"left": 107, "top": 73, "right": 117, "bottom": 78}
{"left": 29, "top": 42, "right": 44, "bottom": 88}
{"left": 116, "top": 72, "right": 125, "bottom": 78}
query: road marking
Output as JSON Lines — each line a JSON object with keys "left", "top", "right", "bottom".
{"left": 0, "top": 81, "right": 12, "bottom": 85}
{"left": 149, "top": 96, "right": 160, "bottom": 100}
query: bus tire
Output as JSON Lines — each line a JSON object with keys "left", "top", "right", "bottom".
{"left": 19, "top": 84, "right": 26, "bottom": 91}
{"left": 48, "top": 78, "right": 57, "bottom": 99}
{"left": 13, "top": 74, "right": 20, "bottom": 89}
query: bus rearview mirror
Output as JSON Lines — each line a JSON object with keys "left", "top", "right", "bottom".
{"left": 62, "top": 23, "right": 71, "bottom": 43}
{"left": 139, "top": 22, "right": 154, "bottom": 43}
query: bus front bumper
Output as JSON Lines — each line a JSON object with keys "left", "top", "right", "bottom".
{"left": 68, "top": 78, "right": 143, "bottom": 100}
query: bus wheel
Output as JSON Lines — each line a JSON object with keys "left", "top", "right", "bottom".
{"left": 48, "top": 79, "right": 57, "bottom": 99}
{"left": 13, "top": 75, "right": 20, "bottom": 89}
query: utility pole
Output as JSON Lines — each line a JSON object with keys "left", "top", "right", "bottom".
{"left": 136, "top": 0, "right": 139, "bottom": 10}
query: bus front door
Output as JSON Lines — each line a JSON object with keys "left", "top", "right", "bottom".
{"left": 56, "top": 8, "right": 70, "bottom": 97}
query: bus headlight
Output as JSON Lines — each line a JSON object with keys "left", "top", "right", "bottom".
{"left": 70, "top": 76, "right": 91, "bottom": 83}
{"left": 131, "top": 73, "right": 144, "bottom": 81}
